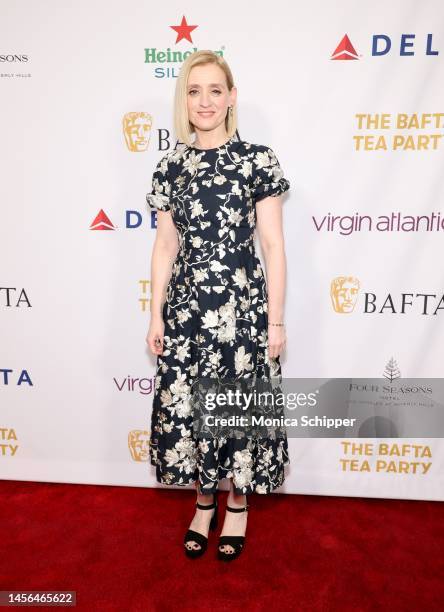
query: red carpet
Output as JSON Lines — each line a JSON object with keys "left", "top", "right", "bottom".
{"left": 1, "top": 480, "right": 443, "bottom": 611}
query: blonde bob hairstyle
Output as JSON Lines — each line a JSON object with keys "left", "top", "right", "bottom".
{"left": 173, "top": 50, "right": 238, "bottom": 147}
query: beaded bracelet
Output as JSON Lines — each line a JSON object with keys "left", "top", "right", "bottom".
{"left": 268, "top": 322, "right": 285, "bottom": 326}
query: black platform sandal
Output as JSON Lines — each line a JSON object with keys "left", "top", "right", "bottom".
{"left": 217, "top": 502, "right": 249, "bottom": 562}
{"left": 184, "top": 491, "right": 218, "bottom": 559}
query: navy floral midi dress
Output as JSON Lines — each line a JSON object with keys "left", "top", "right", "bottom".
{"left": 146, "top": 133, "right": 291, "bottom": 495}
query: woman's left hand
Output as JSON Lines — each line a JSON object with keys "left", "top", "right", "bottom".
{"left": 268, "top": 324, "right": 286, "bottom": 359}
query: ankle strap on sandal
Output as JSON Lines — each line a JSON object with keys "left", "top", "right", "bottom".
{"left": 226, "top": 504, "right": 249, "bottom": 513}
{"left": 196, "top": 493, "right": 218, "bottom": 510}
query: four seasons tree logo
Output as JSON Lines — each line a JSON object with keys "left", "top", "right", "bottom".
{"left": 383, "top": 357, "right": 401, "bottom": 381}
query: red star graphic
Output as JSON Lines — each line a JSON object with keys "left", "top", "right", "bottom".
{"left": 170, "top": 15, "right": 198, "bottom": 44}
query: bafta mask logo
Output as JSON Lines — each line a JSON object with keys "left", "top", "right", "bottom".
{"left": 128, "top": 429, "right": 150, "bottom": 461}
{"left": 330, "top": 276, "right": 360, "bottom": 313}
{"left": 123, "top": 112, "right": 152, "bottom": 152}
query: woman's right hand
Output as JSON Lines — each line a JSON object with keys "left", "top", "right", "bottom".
{"left": 146, "top": 315, "right": 165, "bottom": 356}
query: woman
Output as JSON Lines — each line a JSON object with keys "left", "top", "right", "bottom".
{"left": 146, "top": 50, "right": 290, "bottom": 561}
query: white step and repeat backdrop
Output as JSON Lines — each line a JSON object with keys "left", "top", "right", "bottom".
{"left": 1, "top": 0, "right": 444, "bottom": 501}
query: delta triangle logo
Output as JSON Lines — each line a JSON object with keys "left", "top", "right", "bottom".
{"left": 90, "top": 209, "right": 117, "bottom": 231}
{"left": 331, "top": 34, "right": 360, "bottom": 60}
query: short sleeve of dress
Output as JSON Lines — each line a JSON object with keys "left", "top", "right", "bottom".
{"left": 251, "top": 146, "right": 290, "bottom": 204}
{"left": 146, "top": 154, "right": 172, "bottom": 212}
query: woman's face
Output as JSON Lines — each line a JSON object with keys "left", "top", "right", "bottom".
{"left": 187, "top": 63, "right": 236, "bottom": 133}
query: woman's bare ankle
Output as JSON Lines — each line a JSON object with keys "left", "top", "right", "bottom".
{"left": 227, "top": 482, "right": 246, "bottom": 507}
{"left": 195, "top": 484, "right": 216, "bottom": 506}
